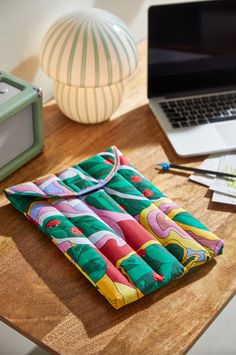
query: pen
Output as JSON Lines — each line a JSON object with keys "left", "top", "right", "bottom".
{"left": 156, "top": 162, "right": 236, "bottom": 179}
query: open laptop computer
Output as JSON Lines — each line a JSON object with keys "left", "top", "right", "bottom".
{"left": 148, "top": 0, "right": 236, "bottom": 157}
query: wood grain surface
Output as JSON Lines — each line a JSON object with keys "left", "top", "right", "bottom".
{"left": 0, "top": 42, "right": 235, "bottom": 355}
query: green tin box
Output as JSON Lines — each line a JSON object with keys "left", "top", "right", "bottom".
{"left": 0, "top": 72, "right": 44, "bottom": 181}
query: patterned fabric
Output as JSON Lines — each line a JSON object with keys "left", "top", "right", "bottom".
{"left": 5, "top": 147, "right": 224, "bottom": 309}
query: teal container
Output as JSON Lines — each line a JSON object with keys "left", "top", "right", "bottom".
{"left": 0, "top": 72, "right": 44, "bottom": 181}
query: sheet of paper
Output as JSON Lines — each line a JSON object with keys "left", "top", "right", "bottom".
{"left": 189, "top": 154, "right": 221, "bottom": 187}
{"left": 209, "top": 153, "right": 236, "bottom": 197}
{"left": 190, "top": 152, "right": 236, "bottom": 206}
{"left": 212, "top": 191, "right": 236, "bottom": 206}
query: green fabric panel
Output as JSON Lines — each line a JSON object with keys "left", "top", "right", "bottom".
{"left": 67, "top": 244, "right": 107, "bottom": 283}
{"left": 41, "top": 215, "right": 77, "bottom": 239}
{"left": 120, "top": 254, "right": 163, "bottom": 295}
{"left": 172, "top": 212, "right": 209, "bottom": 231}
{"left": 118, "top": 167, "right": 165, "bottom": 199}
{"left": 84, "top": 190, "right": 126, "bottom": 213}
{"left": 69, "top": 214, "right": 116, "bottom": 236}
{"left": 79, "top": 155, "right": 113, "bottom": 178}
{"left": 6, "top": 194, "right": 36, "bottom": 214}
{"left": 144, "top": 245, "right": 184, "bottom": 283}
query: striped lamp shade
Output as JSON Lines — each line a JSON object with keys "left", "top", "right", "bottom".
{"left": 40, "top": 8, "right": 137, "bottom": 124}
{"left": 40, "top": 8, "right": 137, "bottom": 87}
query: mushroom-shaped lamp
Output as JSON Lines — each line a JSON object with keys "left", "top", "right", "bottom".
{"left": 40, "top": 8, "right": 138, "bottom": 124}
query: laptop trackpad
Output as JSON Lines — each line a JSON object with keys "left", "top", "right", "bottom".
{"left": 216, "top": 124, "right": 236, "bottom": 146}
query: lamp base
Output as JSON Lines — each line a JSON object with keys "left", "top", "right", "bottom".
{"left": 54, "top": 81, "right": 124, "bottom": 124}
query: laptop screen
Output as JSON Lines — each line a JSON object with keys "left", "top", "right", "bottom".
{"left": 148, "top": 0, "right": 236, "bottom": 98}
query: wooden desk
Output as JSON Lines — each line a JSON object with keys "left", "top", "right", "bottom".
{"left": 0, "top": 42, "right": 235, "bottom": 355}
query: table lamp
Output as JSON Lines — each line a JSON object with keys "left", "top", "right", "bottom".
{"left": 40, "top": 8, "right": 137, "bottom": 124}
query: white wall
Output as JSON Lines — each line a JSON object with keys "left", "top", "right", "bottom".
{"left": 0, "top": 0, "right": 207, "bottom": 102}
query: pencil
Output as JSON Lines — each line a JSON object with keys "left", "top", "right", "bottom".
{"left": 156, "top": 162, "right": 236, "bottom": 179}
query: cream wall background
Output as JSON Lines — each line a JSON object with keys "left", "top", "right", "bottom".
{"left": 0, "top": 0, "right": 207, "bottom": 102}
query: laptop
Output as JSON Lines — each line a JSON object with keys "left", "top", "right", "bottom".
{"left": 148, "top": 0, "right": 236, "bottom": 157}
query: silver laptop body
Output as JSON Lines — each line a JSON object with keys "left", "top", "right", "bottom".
{"left": 148, "top": 1, "right": 236, "bottom": 157}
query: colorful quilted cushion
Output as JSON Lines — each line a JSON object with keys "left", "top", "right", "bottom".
{"left": 4, "top": 146, "right": 224, "bottom": 309}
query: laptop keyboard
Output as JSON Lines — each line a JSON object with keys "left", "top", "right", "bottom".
{"left": 160, "top": 92, "right": 236, "bottom": 129}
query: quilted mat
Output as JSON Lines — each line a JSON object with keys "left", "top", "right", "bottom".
{"left": 4, "top": 147, "right": 224, "bottom": 309}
